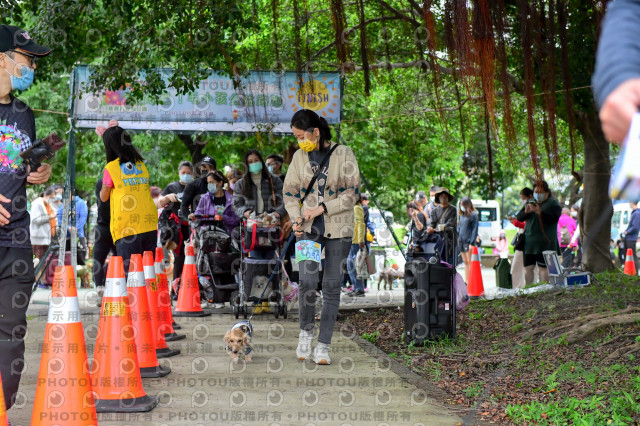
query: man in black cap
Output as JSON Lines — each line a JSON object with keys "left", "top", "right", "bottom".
{"left": 179, "top": 156, "right": 216, "bottom": 219}
{"left": 266, "top": 153, "right": 286, "bottom": 183}
{"left": 0, "top": 24, "right": 52, "bottom": 411}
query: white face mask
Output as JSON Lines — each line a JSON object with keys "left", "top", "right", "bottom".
{"left": 460, "top": 206, "right": 466, "bottom": 213}
{"left": 571, "top": 211, "right": 577, "bottom": 217}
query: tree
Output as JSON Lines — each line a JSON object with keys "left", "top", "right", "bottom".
{"left": 6, "top": 0, "right": 612, "bottom": 271}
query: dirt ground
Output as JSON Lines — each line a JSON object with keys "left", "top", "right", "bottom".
{"left": 339, "top": 271, "right": 640, "bottom": 425}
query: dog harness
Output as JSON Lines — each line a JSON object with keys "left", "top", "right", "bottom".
{"left": 226, "top": 320, "right": 253, "bottom": 354}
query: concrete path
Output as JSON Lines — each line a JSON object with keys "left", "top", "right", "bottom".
{"left": 9, "top": 289, "right": 464, "bottom": 426}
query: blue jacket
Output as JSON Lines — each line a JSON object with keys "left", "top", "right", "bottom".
{"left": 57, "top": 196, "right": 88, "bottom": 239}
{"left": 593, "top": 0, "right": 640, "bottom": 108}
{"left": 625, "top": 208, "right": 640, "bottom": 241}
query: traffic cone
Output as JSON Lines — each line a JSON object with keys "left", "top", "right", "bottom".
{"left": 468, "top": 246, "right": 485, "bottom": 298}
{"left": 173, "top": 244, "right": 211, "bottom": 317}
{"left": 155, "top": 247, "right": 185, "bottom": 341}
{"left": 92, "top": 256, "right": 158, "bottom": 412}
{"left": 0, "top": 372, "right": 7, "bottom": 426}
{"left": 126, "top": 254, "right": 171, "bottom": 378}
{"left": 31, "top": 265, "right": 98, "bottom": 425}
{"left": 624, "top": 248, "right": 637, "bottom": 275}
{"left": 143, "top": 251, "right": 180, "bottom": 358}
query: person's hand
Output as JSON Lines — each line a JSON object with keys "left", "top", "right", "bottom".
{"left": 359, "top": 242, "right": 365, "bottom": 248}
{"left": 244, "top": 210, "right": 252, "bottom": 219}
{"left": 292, "top": 219, "right": 304, "bottom": 237}
{"left": 427, "top": 226, "right": 435, "bottom": 234}
{"left": 525, "top": 203, "right": 533, "bottom": 214}
{"left": 27, "top": 163, "right": 52, "bottom": 185}
{"left": 599, "top": 78, "right": 640, "bottom": 143}
{"left": 530, "top": 203, "right": 541, "bottom": 214}
{"left": 49, "top": 212, "right": 56, "bottom": 219}
{"left": 273, "top": 212, "right": 280, "bottom": 219}
{"left": 0, "top": 194, "right": 11, "bottom": 226}
{"left": 303, "top": 206, "right": 324, "bottom": 222}
{"left": 159, "top": 194, "right": 178, "bottom": 208}
{"left": 188, "top": 213, "right": 195, "bottom": 221}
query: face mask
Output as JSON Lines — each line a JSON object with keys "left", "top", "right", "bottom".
{"left": 430, "top": 196, "right": 435, "bottom": 203}
{"left": 208, "top": 183, "right": 217, "bottom": 194}
{"left": 249, "top": 162, "right": 262, "bottom": 174}
{"left": 460, "top": 206, "right": 466, "bottom": 213}
{"left": 298, "top": 138, "right": 317, "bottom": 152}
{"left": 179, "top": 174, "right": 194, "bottom": 184}
{"left": 55, "top": 194, "right": 62, "bottom": 202}
{"left": 533, "top": 192, "right": 546, "bottom": 202}
{"left": 2, "top": 55, "right": 34, "bottom": 91}
{"left": 267, "top": 165, "right": 275, "bottom": 174}
{"left": 229, "top": 182, "right": 236, "bottom": 191}
{"left": 571, "top": 211, "right": 578, "bottom": 218}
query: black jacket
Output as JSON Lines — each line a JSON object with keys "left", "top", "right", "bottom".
{"left": 232, "top": 175, "right": 286, "bottom": 218}
{"left": 178, "top": 177, "right": 208, "bottom": 218}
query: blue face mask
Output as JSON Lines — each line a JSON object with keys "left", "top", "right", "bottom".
{"left": 249, "top": 162, "right": 262, "bottom": 174}
{"left": 3, "top": 55, "right": 34, "bottom": 91}
{"left": 267, "top": 165, "right": 275, "bottom": 174}
{"left": 179, "top": 174, "right": 193, "bottom": 184}
{"left": 208, "top": 183, "right": 217, "bottom": 194}
{"left": 533, "top": 192, "right": 546, "bottom": 202}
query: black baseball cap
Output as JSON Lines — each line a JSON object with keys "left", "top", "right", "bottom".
{"left": 0, "top": 25, "right": 51, "bottom": 56}
{"left": 201, "top": 156, "right": 217, "bottom": 168}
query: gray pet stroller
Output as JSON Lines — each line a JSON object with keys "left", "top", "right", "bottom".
{"left": 192, "top": 215, "right": 241, "bottom": 305}
{"left": 231, "top": 219, "right": 287, "bottom": 319}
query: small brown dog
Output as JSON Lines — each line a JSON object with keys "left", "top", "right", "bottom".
{"left": 378, "top": 265, "right": 404, "bottom": 291}
{"left": 224, "top": 321, "right": 253, "bottom": 362}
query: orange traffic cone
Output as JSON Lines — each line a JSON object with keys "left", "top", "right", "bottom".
{"left": 155, "top": 247, "right": 185, "bottom": 341}
{"left": 173, "top": 244, "right": 211, "bottom": 317}
{"left": 143, "top": 251, "right": 180, "bottom": 358}
{"left": 0, "top": 372, "right": 9, "bottom": 426}
{"left": 468, "top": 246, "right": 485, "bottom": 298}
{"left": 32, "top": 265, "right": 98, "bottom": 425}
{"left": 624, "top": 248, "right": 637, "bottom": 275}
{"left": 127, "top": 254, "right": 171, "bottom": 378}
{"left": 92, "top": 256, "right": 157, "bottom": 412}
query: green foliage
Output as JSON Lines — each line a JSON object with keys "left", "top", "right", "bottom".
{"left": 362, "top": 331, "right": 380, "bottom": 344}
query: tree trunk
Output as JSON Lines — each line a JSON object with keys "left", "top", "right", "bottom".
{"left": 178, "top": 134, "right": 206, "bottom": 165}
{"left": 575, "top": 111, "right": 614, "bottom": 273}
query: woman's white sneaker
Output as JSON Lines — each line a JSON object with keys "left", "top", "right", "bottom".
{"left": 296, "top": 329, "right": 314, "bottom": 359}
{"left": 313, "top": 342, "right": 331, "bottom": 365}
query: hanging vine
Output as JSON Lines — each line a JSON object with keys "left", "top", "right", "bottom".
{"left": 329, "top": 0, "right": 351, "bottom": 72}
{"left": 472, "top": 0, "right": 496, "bottom": 133}
{"left": 358, "top": 0, "right": 371, "bottom": 95}
{"left": 292, "top": 0, "right": 304, "bottom": 89}
{"left": 519, "top": 0, "right": 542, "bottom": 179}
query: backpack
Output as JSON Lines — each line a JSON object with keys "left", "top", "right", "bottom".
{"left": 560, "top": 225, "right": 571, "bottom": 246}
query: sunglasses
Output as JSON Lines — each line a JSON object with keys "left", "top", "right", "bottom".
{"left": 8, "top": 50, "right": 37, "bottom": 67}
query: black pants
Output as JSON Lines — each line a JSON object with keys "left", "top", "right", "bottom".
{"left": 115, "top": 231, "right": 157, "bottom": 274}
{"left": 92, "top": 224, "right": 116, "bottom": 288}
{"left": 0, "top": 247, "right": 35, "bottom": 410}
{"left": 173, "top": 223, "right": 190, "bottom": 282}
{"left": 624, "top": 240, "right": 639, "bottom": 272}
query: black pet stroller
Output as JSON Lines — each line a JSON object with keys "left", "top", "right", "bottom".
{"left": 191, "top": 215, "right": 241, "bottom": 305}
{"left": 231, "top": 218, "right": 287, "bottom": 319}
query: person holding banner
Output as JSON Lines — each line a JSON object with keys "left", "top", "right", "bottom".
{"left": 97, "top": 121, "right": 176, "bottom": 271}
{"left": 284, "top": 109, "right": 360, "bottom": 365}
{"left": 0, "top": 24, "right": 53, "bottom": 412}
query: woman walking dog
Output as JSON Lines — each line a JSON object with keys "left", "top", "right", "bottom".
{"left": 284, "top": 109, "right": 360, "bottom": 365}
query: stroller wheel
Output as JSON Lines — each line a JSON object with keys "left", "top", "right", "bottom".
{"left": 283, "top": 304, "right": 288, "bottom": 319}
{"left": 275, "top": 306, "right": 279, "bottom": 319}
{"left": 233, "top": 305, "right": 239, "bottom": 319}
{"left": 243, "top": 306, "right": 248, "bottom": 319}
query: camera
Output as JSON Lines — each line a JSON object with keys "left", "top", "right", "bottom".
{"left": 19, "top": 133, "right": 66, "bottom": 169}
{"left": 526, "top": 199, "right": 538, "bottom": 206}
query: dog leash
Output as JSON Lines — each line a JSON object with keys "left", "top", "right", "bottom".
{"left": 246, "top": 221, "right": 302, "bottom": 322}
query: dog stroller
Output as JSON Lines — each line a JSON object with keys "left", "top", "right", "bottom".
{"left": 191, "top": 215, "right": 241, "bottom": 305}
{"left": 231, "top": 218, "right": 287, "bottom": 319}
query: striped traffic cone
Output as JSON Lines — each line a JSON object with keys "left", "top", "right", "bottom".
{"left": 0, "top": 372, "right": 6, "bottom": 426}
{"left": 468, "top": 246, "right": 485, "bottom": 298}
{"left": 624, "top": 248, "right": 637, "bottom": 276}
{"left": 154, "top": 247, "right": 185, "bottom": 341}
{"left": 126, "top": 254, "right": 170, "bottom": 378}
{"left": 32, "top": 265, "right": 97, "bottom": 425}
{"left": 173, "top": 244, "right": 211, "bottom": 317}
{"left": 143, "top": 251, "right": 180, "bottom": 358}
{"left": 92, "top": 256, "right": 158, "bottom": 412}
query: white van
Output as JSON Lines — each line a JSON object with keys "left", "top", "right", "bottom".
{"left": 471, "top": 199, "right": 501, "bottom": 248}
{"left": 612, "top": 202, "right": 632, "bottom": 241}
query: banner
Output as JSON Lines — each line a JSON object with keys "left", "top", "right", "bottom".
{"left": 71, "top": 66, "right": 342, "bottom": 133}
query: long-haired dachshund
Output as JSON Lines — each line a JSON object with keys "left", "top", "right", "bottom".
{"left": 224, "top": 321, "right": 253, "bottom": 362}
